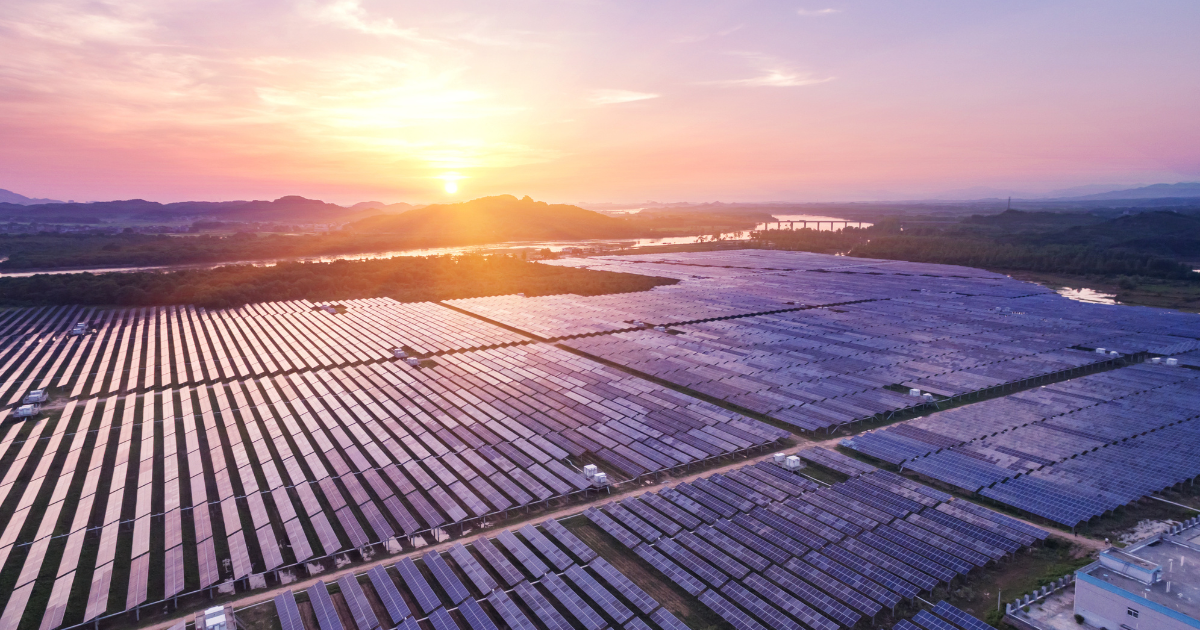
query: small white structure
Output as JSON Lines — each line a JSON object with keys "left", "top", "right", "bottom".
{"left": 203, "top": 606, "right": 227, "bottom": 630}
{"left": 392, "top": 348, "right": 407, "bottom": 358}
{"left": 908, "top": 388, "right": 922, "bottom": 397}
{"left": 13, "top": 405, "right": 37, "bottom": 419}
{"left": 773, "top": 453, "right": 787, "bottom": 465}
{"left": 591, "top": 472, "right": 609, "bottom": 488}
{"left": 1152, "top": 357, "right": 1162, "bottom": 364}
{"left": 583, "top": 464, "right": 598, "bottom": 479}
{"left": 653, "top": 325, "right": 666, "bottom": 332}
{"left": 922, "top": 392, "right": 935, "bottom": 402}
{"left": 69, "top": 322, "right": 87, "bottom": 336}
{"left": 1095, "top": 347, "right": 1106, "bottom": 354}
{"left": 1109, "top": 350, "right": 1120, "bottom": 356}
{"left": 405, "top": 357, "right": 420, "bottom": 367}
{"left": 23, "top": 389, "right": 48, "bottom": 404}
{"left": 1167, "top": 358, "right": 1179, "bottom": 366}
{"left": 320, "top": 305, "right": 337, "bottom": 315}
{"left": 784, "top": 455, "right": 802, "bottom": 471}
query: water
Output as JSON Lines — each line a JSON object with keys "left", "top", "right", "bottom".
{"left": 0, "top": 214, "right": 870, "bottom": 277}
{"left": 1057, "top": 287, "right": 1118, "bottom": 305}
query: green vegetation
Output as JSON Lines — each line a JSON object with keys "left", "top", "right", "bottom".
{"left": 0, "top": 254, "right": 678, "bottom": 308}
{"left": 752, "top": 210, "right": 1200, "bottom": 280}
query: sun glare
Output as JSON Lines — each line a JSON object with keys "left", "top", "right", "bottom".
{"left": 444, "top": 180, "right": 458, "bottom": 194}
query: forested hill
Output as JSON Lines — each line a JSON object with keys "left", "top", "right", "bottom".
{"left": 347, "top": 195, "right": 638, "bottom": 242}
{"left": 0, "top": 195, "right": 390, "bottom": 224}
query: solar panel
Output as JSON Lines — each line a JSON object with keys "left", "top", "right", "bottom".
{"left": 781, "top": 557, "right": 881, "bottom": 618}
{"left": 366, "top": 565, "right": 411, "bottom": 624}
{"left": 762, "top": 565, "right": 858, "bottom": 628}
{"left": 512, "top": 581, "right": 574, "bottom": 630}
{"left": 542, "top": 572, "right": 608, "bottom": 630}
{"left": 495, "top": 530, "right": 549, "bottom": 578}
{"left": 541, "top": 519, "right": 599, "bottom": 563}
{"left": 588, "top": 557, "right": 660, "bottom": 615}
{"left": 619, "top": 498, "right": 682, "bottom": 537}
{"left": 604, "top": 504, "right": 664, "bottom": 542}
{"left": 472, "top": 537, "right": 525, "bottom": 588}
{"left": 274, "top": 591, "right": 304, "bottom": 630}
{"left": 633, "top": 543, "right": 706, "bottom": 596}
{"left": 563, "top": 564, "right": 634, "bottom": 624}
{"left": 394, "top": 557, "right": 442, "bottom": 614}
{"left": 448, "top": 543, "right": 498, "bottom": 595}
{"left": 585, "top": 507, "right": 642, "bottom": 549}
{"left": 518, "top": 524, "right": 574, "bottom": 571}
{"left": 913, "top": 609, "right": 958, "bottom": 630}
{"left": 933, "top": 600, "right": 994, "bottom": 630}
{"left": 742, "top": 572, "right": 839, "bottom": 630}
{"left": 650, "top": 608, "right": 689, "bottom": 630}
{"left": 337, "top": 574, "right": 381, "bottom": 630}
{"left": 487, "top": 589, "right": 538, "bottom": 630}
{"left": 424, "top": 550, "right": 471, "bottom": 604}
{"left": 458, "top": 598, "right": 499, "bottom": 630}
{"left": 719, "top": 581, "right": 804, "bottom": 630}
{"left": 425, "top": 608, "right": 458, "bottom": 630}
{"left": 699, "top": 589, "right": 770, "bottom": 630}
{"left": 694, "top": 525, "right": 771, "bottom": 573}
{"left": 307, "top": 582, "right": 344, "bottom": 630}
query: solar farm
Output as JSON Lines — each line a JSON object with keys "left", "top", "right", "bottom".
{"left": 0, "top": 249, "right": 1198, "bottom": 630}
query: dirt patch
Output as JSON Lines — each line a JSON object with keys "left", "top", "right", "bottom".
{"left": 231, "top": 600, "right": 280, "bottom": 630}
{"left": 1117, "top": 519, "right": 1182, "bottom": 545}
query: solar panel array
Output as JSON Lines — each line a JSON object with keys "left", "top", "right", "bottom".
{"left": 585, "top": 458, "right": 1045, "bottom": 630}
{"left": 1, "top": 250, "right": 1198, "bottom": 630}
{"left": 0, "top": 299, "right": 530, "bottom": 404}
{"left": 844, "top": 363, "right": 1200, "bottom": 465}
{"left": 262, "top": 518, "right": 686, "bottom": 630}
{"left": 843, "top": 363, "right": 1200, "bottom": 525}
{"left": 0, "top": 306, "right": 787, "bottom": 630}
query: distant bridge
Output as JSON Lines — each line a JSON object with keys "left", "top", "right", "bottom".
{"left": 762, "top": 220, "right": 868, "bottom": 231}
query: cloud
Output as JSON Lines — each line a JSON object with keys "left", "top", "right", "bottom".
{"left": 305, "top": 0, "right": 424, "bottom": 40}
{"left": 714, "top": 69, "right": 832, "bottom": 88}
{"left": 589, "top": 89, "right": 659, "bottom": 105}
{"left": 796, "top": 8, "right": 840, "bottom": 17}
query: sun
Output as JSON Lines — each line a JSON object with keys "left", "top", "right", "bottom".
{"left": 444, "top": 180, "right": 458, "bottom": 194}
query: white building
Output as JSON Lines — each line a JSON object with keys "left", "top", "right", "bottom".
{"left": 1075, "top": 519, "right": 1200, "bottom": 630}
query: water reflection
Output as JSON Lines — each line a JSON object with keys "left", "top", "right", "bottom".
{"left": 1057, "top": 287, "right": 1118, "bottom": 305}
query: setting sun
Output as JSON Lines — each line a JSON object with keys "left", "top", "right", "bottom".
{"left": 444, "top": 180, "right": 458, "bottom": 194}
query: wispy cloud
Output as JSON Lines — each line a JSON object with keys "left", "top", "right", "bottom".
{"left": 589, "top": 89, "right": 659, "bottom": 105}
{"left": 706, "top": 54, "right": 832, "bottom": 88}
{"left": 715, "top": 69, "right": 832, "bottom": 88}
{"left": 304, "top": 0, "right": 424, "bottom": 40}
{"left": 796, "top": 8, "right": 840, "bottom": 17}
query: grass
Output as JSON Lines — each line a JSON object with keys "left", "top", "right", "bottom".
{"left": 562, "top": 516, "right": 731, "bottom": 630}
{"left": 1005, "top": 270, "right": 1200, "bottom": 313}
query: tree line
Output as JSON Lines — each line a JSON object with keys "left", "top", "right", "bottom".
{"left": 0, "top": 255, "right": 678, "bottom": 308}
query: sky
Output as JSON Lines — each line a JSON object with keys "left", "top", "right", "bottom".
{"left": 1, "top": 1, "right": 1198, "bottom": 205}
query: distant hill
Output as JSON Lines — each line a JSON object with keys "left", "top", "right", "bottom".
{"left": 1062, "top": 182, "right": 1200, "bottom": 201}
{"left": 349, "top": 201, "right": 416, "bottom": 213}
{"left": 0, "top": 188, "right": 62, "bottom": 205}
{"left": 0, "top": 195, "right": 390, "bottom": 224}
{"left": 348, "top": 195, "right": 637, "bottom": 242}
